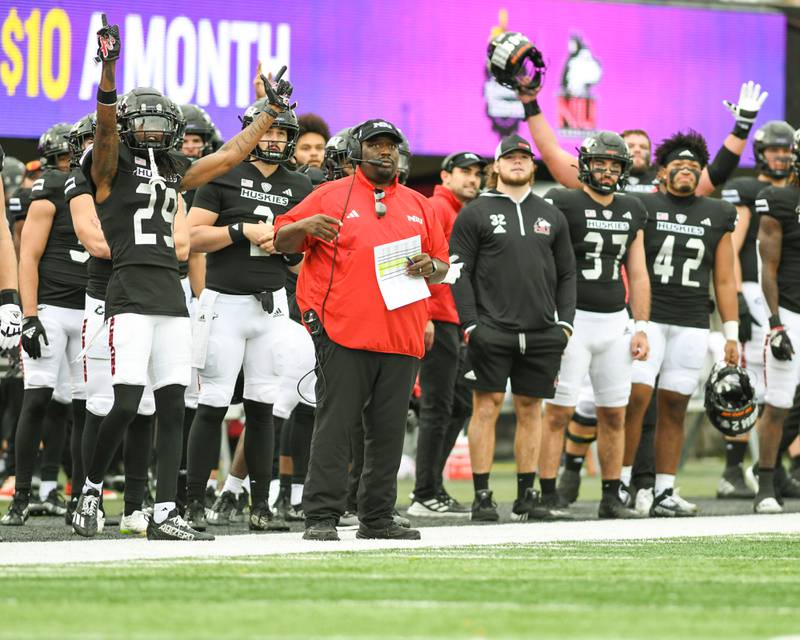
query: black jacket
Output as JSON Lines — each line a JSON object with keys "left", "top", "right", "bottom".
{"left": 450, "top": 188, "right": 576, "bottom": 334}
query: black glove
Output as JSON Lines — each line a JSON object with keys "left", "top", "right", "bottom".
{"left": 94, "top": 14, "right": 121, "bottom": 63}
{"left": 738, "top": 292, "right": 759, "bottom": 343}
{"left": 21, "top": 316, "right": 48, "bottom": 359}
{"left": 260, "top": 65, "right": 296, "bottom": 112}
{"left": 768, "top": 315, "right": 794, "bottom": 362}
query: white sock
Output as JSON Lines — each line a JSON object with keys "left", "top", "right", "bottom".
{"left": 82, "top": 478, "right": 102, "bottom": 495}
{"left": 206, "top": 478, "right": 217, "bottom": 490}
{"left": 268, "top": 478, "right": 279, "bottom": 506}
{"left": 222, "top": 474, "right": 244, "bottom": 497}
{"left": 153, "top": 501, "right": 176, "bottom": 524}
{"left": 291, "top": 483, "right": 304, "bottom": 506}
{"left": 620, "top": 466, "right": 633, "bottom": 486}
{"left": 655, "top": 474, "right": 675, "bottom": 497}
{"left": 39, "top": 480, "right": 57, "bottom": 502}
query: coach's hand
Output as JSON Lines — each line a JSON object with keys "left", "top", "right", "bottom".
{"left": 21, "top": 316, "right": 48, "bottom": 359}
{"left": 406, "top": 253, "right": 435, "bottom": 278}
{"left": 424, "top": 320, "right": 435, "bottom": 352}
{"left": 302, "top": 215, "right": 341, "bottom": 242}
{"left": 95, "top": 14, "right": 121, "bottom": 63}
{"left": 630, "top": 331, "right": 649, "bottom": 361}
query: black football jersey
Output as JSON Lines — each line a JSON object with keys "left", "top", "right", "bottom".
{"left": 7, "top": 186, "right": 31, "bottom": 225}
{"left": 63, "top": 168, "right": 112, "bottom": 302}
{"left": 638, "top": 192, "right": 737, "bottom": 328}
{"left": 721, "top": 176, "right": 766, "bottom": 284}
{"left": 84, "top": 145, "right": 191, "bottom": 317}
{"left": 544, "top": 188, "right": 648, "bottom": 313}
{"left": 191, "top": 163, "right": 311, "bottom": 295}
{"left": 29, "top": 169, "right": 88, "bottom": 309}
{"left": 624, "top": 168, "right": 659, "bottom": 195}
{"left": 755, "top": 185, "right": 800, "bottom": 314}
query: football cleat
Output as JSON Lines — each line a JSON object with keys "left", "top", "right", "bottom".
{"left": 407, "top": 497, "right": 454, "bottom": 518}
{"left": 147, "top": 510, "right": 215, "bottom": 541}
{"left": 184, "top": 499, "right": 208, "bottom": 531}
{"left": 392, "top": 509, "right": 411, "bottom": 528}
{"left": 303, "top": 520, "right": 340, "bottom": 541}
{"left": 356, "top": 521, "right": 421, "bottom": 540}
{"left": 744, "top": 464, "right": 760, "bottom": 494}
{"left": 471, "top": 490, "right": 499, "bottom": 522}
{"left": 65, "top": 496, "right": 78, "bottom": 525}
{"left": 754, "top": 496, "right": 783, "bottom": 514}
{"left": 634, "top": 487, "right": 654, "bottom": 516}
{"left": 599, "top": 496, "right": 646, "bottom": 519}
{"left": 511, "top": 488, "right": 570, "bottom": 522}
{"left": 119, "top": 510, "right": 149, "bottom": 536}
{"left": 557, "top": 468, "right": 581, "bottom": 505}
{"left": 286, "top": 504, "right": 305, "bottom": 522}
{"left": 775, "top": 465, "right": 800, "bottom": 499}
{"left": 619, "top": 482, "right": 634, "bottom": 508}
{"left": 206, "top": 490, "right": 238, "bottom": 525}
{"left": 232, "top": 491, "right": 249, "bottom": 522}
{"left": 1, "top": 494, "right": 29, "bottom": 526}
{"left": 338, "top": 510, "right": 359, "bottom": 528}
{"left": 249, "top": 501, "right": 290, "bottom": 532}
{"left": 716, "top": 466, "right": 755, "bottom": 499}
{"left": 72, "top": 489, "right": 101, "bottom": 537}
{"left": 650, "top": 489, "right": 698, "bottom": 517}
{"left": 204, "top": 485, "right": 217, "bottom": 509}
{"left": 436, "top": 489, "right": 471, "bottom": 514}
{"left": 29, "top": 489, "right": 68, "bottom": 516}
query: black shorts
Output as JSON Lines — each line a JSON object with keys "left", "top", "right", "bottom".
{"left": 467, "top": 324, "right": 568, "bottom": 398}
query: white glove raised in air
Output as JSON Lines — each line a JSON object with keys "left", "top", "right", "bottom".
{"left": 723, "top": 81, "right": 768, "bottom": 135}
{"left": 441, "top": 254, "right": 464, "bottom": 285}
{"left": 0, "top": 303, "right": 22, "bottom": 351}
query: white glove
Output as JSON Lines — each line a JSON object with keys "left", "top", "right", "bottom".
{"left": 723, "top": 81, "right": 768, "bottom": 134}
{"left": 0, "top": 303, "right": 22, "bottom": 351}
{"left": 441, "top": 254, "right": 464, "bottom": 285}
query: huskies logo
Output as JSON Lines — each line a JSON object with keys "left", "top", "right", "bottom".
{"left": 557, "top": 35, "right": 602, "bottom": 135}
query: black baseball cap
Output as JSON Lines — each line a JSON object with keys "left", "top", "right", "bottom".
{"left": 494, "top": 134, "right": 535, "bottom": 160}
{"left": 354, "top": 119, "right": 404, "bottom": 144}
{"left": 441, "top": 151, "right": 487, "bottom": 172}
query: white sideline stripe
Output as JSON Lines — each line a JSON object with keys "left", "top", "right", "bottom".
{"left": 2, "top": 513, "right": 799, "bottom": 566}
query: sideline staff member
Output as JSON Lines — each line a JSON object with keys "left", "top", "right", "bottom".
{"left": 450, "top": 134, "right": 576, "bottom": 523}
{"left": 274, "top": 119, "right": 449, "bottom": 541}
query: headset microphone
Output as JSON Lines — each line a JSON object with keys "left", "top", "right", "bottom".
{"left": 361, "top": 158, "right": 386, "bottom": 167}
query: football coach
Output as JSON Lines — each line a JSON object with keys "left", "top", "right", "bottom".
{"left": 274, "top": 119, "right": 449, "bottom": 541}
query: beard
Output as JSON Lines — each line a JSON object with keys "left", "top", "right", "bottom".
{"left": 498, "top": 167, "right": 534, "bottom": 187}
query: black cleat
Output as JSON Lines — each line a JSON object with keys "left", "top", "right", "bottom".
{"left": 184, "top": 499, "right": 208, "bottom": 531}
{"left": 599, "top": 496, "right": 646, "bottom": 519}
{"left": 233, "top": 491, "right": 249, "bottom": 522}
{"left": 147, "top": 509, "right": 215, "bottom": 540}
{"left": 776, "top": 465, "right": 800, "bottom": 499}
{"left": 249, "top": 501, "right": 290, "bottom": 532}
{"left": 716, "top": 465, "right": 755, "bottom": 499}
{"left": 65, "top": 496, "right": 78, "bottom": 525}
{"left": 206, "top": 490, "right": 238, "bottom": 525}
{"left": 557, "top": 468, "right": 581, "bottom": 505}
{"left": 72, "top": 489, "right": 101, "bottom": 537}
{"left": 436, "top": 488, "right": 471, "bottom": 514}
{"left": 303, "top": 520, "right": 340, "bottom": 541}
{"left": 29, "top": 489, "right": 67, "bottom": 516}
{"left": 356, "top": 521, "right": 421, "bottom": 540}
{"left": 471, "top": 489, "right": 499, "bottom": 522}
{"left": 286, "top": 504, "right": 305, "bottom": 521}
{"left": 204, "top": 485, "right": 217, "bottom": 509}
{"left": 1, "top": 493, "right": 29, "bottom": 526}
{"left": 511, "top": 488, "right": 571, "bottom": 522}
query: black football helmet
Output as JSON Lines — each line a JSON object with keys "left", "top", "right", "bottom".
{"left": 397, "top": 129, "right": 411, "bottom": 185}
{"left": 577, "top": 131, "right": 632, "bottom": 194}
{"left": 68, "top": 113, "right": 96, "bottom": 163}
{"left": 704, "top": 363, "right": 757, "bottom": 438}
{"left": 324, "top": 128, "right": 358, "bottom": 180}
{"left": 210, "top": 126, "right": 224, "bottom": 152}
{"left": 2, "top": 156, "right": 26, "bottom": 198}
{"left": 240, "top": 99, "right": 299, "bottom": 164}
{"left": 753, "top": 121, "right": 795, "bottom": 179}
{"left": 487, "top": 32, "right": 546, "bottom": 92}
{"left": 117, "top": 88, "right": 184, "bottom": 152}
{"left": 38, "top": 123, "right": 72, "bottom": 167}
{"left": 178, "top": 104, "right": 216, "bottom": 156}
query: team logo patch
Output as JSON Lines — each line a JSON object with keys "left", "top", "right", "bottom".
{"left": 601, "top": 209, "right": 613, "bottom": 220}
{"left": 657, "top": 211, "right": 669, "bottom": 221}
{"left": 261, "top": 182, "right": 272, "bottom": 192}
{"left": 346, "top": 210, "right": 359, "bottom": 219}
{"left": 701, "top": 218, "right": 711, "bottom": 226}
{"left": 534, "top": 217, "right": 551, "bottom": 235}
{"left": 676, "top": 214, "right": 687, "bottom": 224}
{"left": 241, "top": 179, "right": 253, "bottom": 188}
{"left": 94, "top": 305, "right": 104, "bottom": 315}
{"left": 622, "top": 211, "right": 632, "bottom": 220}
{"left": 584, "top": 209, "right": 596, "bottom": 218}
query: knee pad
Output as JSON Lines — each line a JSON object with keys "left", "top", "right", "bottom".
{"left": 566, "top": 427, "right": 597, "bottom": 445}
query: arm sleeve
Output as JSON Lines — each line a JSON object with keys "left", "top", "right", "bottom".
{"left": 553, "top": 211, "right": 577, "bottom": 329}
{"left": 449, "top": 205, "right": 481, "bottom": 330}
{"left": 706, "top": 145, "right": 741, "bottom": 188}
{"left": 273, "top": 186, "right": 326, "bottom": 253}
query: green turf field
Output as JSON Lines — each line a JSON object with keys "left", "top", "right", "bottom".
{"left": 3, "top": 534, "right": 799, "bottom": 640}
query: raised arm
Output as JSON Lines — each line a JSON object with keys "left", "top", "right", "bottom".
{"left": 91, "top": 15, "right": 122, "bottom": 204}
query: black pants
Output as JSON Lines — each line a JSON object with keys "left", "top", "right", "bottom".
{"left": 413, "top": 322, "right": 471, "bottom": 499}
{"left": 303, "top": 335, "right": 417, "bottom": 529}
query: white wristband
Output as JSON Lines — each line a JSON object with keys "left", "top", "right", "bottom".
{"left": 634, "top": 320, "right": 649, "bottom": 335}
{"left": 723, "top": 321, "right": 739, "bottom": 341}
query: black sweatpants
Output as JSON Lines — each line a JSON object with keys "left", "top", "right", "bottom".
{"left": 303, "top": 335, "right": 417, "bottom": 529}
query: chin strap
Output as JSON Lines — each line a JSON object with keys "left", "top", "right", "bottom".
{"left": 148, "top": 147, "right": 166, "bottom": 186}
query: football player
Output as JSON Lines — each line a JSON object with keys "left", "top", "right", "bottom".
{"left": 751, "top": 139, "right": 800, "bottom": 513}
{"left": 323, "top": 129, "right": 357, "bottom": 181}
{"left": 1, "top": 123, "right": 89, "bottom": 527}
{"left": 293, "top": 114, "right": 330, "bottom": 169}
{"left": 626, "top": 131, "right": 739, "bottom": 517}
{"left": 72, "top": 15, "right": 297, "bottom": 540}
{"left": 518, "top": 81, "right": 768, "bottom": 196}
{"left": 621, "top": 129, "right": 658, "bottom": 194}
{"left": 717, "top": 121, "right": 796, "bottom": 500}
{"left": 183, "top": 97, "right": 312, "bottom": 532}
{"left": 540, "top": 131, "right": 650, "bottom": 519}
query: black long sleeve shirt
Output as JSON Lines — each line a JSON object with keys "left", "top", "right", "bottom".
{"left": 450, "top": 188, "right": 576, "bottom": 334}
